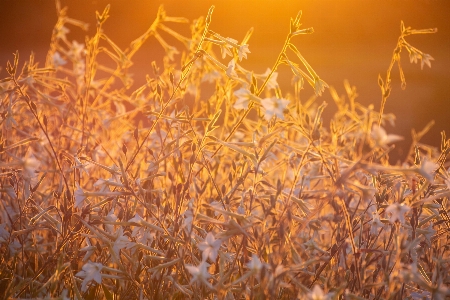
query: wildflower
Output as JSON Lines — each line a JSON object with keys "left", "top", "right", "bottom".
{"left": 371, "top": 125, "right": 403, "bottom": 148}
{"left": 105, "top": 209, "right": 118, "bottom": 234}
{"left": 74, "top": 156, "right": 89, "bottom": 177}
{"left": 409, "top": 51, "right": 420, "bottom": 64}
{"left": 52, "top": 52, "right": 67, "bottom": 67}
{"left": 370, "top": 211, "right": 384, "bottom": 235}
{"left": 247, "top": 254, "right": 263, "bottom": 273}
{"left": 185, "top": 261, "right": 212, "bottom": 286}
{"left": 75, "top": 261, "right": 104, "bottom": 292}
{"left": 112, "top": 227, "right": 134, "bottom": 256}
{"left": 198, "top": 232, "right": 221, "bottom": 262}
{"left": 260, "top": 97, "right": 290, "bottom": 120}
{"left": 94, "top": 177, "right": 123, "bottom": 192}
{"left": 182, "top": 199, "right": 194, "bottom": 232}
{"left": 418, "top": 158, "right": 438, "bottom": 183}
{"left": 202, "top": 70, "right": 221, "bottom": 83}
{"left": 69, "top": 40, "right": 85, "bottom": 58}
{"left": 166, "top": 46, "right": 179, "bottom": 61}
{"left": 128, "top": 213, "right": 144, "bottom": 225}
{"left": 308, "top": 284, "right": 332, "bottom": 300}
{"left": 74, "top": 61, "right": 86, "bottom": 78}
{"left": 74, "top": 183, "right": 86, "bottom": 209}
{"left": 226, "top": 59, "right": 237, "bottom": 78}
{"left": 238, "top": 44, "right": 250, "bottom": 61}
{"left": 23, "top": 154, "right": 40, "bottom": 179}
{"left": 237, "top": 202, "right": 246, "bottom": 215}
{"left": 220, "top": 38, "right": 236, "bottom": 59}
{"left": 421, "top": 53, "right": 434, "bottom": 69}
{"left": 79, "top": 238, "right": 96, "bottom": 262}
{"left": 128, "top": 213, "right": 154, "bottom": 245}
{"left": 233, "top": 88, "right": 253, "bottom": 110}
{"left": 56, "top": 26, "right": 69, "bottom": 40}
{"left": 261, "top": 68, "right": 279, "bottom": 89}
{"left": 385, "top": 203, "right": 411, "bottom": 224}
{"left": 314, "top": 78, "right": 329, "bottom": 96}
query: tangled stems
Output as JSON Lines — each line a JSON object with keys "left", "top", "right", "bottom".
{"left": 8, "top": 56, "right": 70, "bottom": 195}
{"left": 125, "top": 6, "right": 215, "bottom": 172}
{"left": 377, "top": 21, "right": 437, "bottom": 126}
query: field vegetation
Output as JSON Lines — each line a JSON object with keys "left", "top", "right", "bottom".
{"left": 0, "top": 2, "right": 449, "bottom": 299}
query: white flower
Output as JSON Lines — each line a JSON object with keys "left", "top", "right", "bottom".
{"left": 238, "top": 44, "right": 250, "bottom": 61}
{"left": 23, "top": 154, "right": 40, "bottom": 179}
{"left": 385, "top": 203, "right": 411, "bottom": 224}
{"left": 409, "top": 51, "right": 420, "bottom": 64}
{"left": 418, "top": 159, "right": 438, "bottom": 183}
{"left": 105, "top": 209, "right": 118, "bottom": 234}
{"left": 308, "top": 284, "right": 332, "bottom": 300}
{"left": 166, "top": 46, "right": 179, "bottom": 61}
{"left": 371, "top": 125, "right": 403, "bottom": 148}
{"left": 56, "top": 26, "right": 70, "bottom": 40}
{"left": 233, "top": 88, "right": 253, "bottom": 110}
{"left": 69, "top": 40, "right": 85, "bottom": 58}
{"left": 52, "top": 52, "right": 67, "bottom": 67}
{"left": 221, "top": 38, "right": 236, "bottom": 59}
{"left": 74, "top": 183, "right": 86, "bottom": 209}
{"left": 260, "top": 97, "right": 290, "bottom": 120}
{"left": 79, "top": 238, "right": 96, "bottom": 262}
{"left": 202, "top": 70, "right": 221, "bottom": 83}
{"left": 133, "top": 226, "right": 154, "bottom": 246}
{"left": 128, "top": 213, "right": 144, "bottom": 225}
{"left": 314, "top": 78, "right": 329, "bottom": 96}
{"left": 94, "top": 177, "right": 123, "bottom": 192}
{"left": 198, "top": 232, "right": 221, "bottom": 262}
{"left": 182, "top": 208, "right": 193, "bottom": 232}
{"left": 226, "top": 59, "right": 237, "bottom": 78}
{"left": 370, "top": 211, "right": 384, "bottom": 235}
{"left": 76, "top": 261, "right": 103, "bottom": 292}
{"left": 74, "top": 156, "right": 89, "bottom": 177}
{"left": 421, "top": 53, "right": 434, "bottom": 70}
{"left": 185, "top": 261, "right": 212, "bottom": 287}
{"left": 261, "top": 68, "right": 279, "bottom": 89}
{"left": 128, "top": 213, "right": 154, "bottom": 245}
{"left": 112, "top": 227, "right": 134, "bottom": 256}
{"left": 247, "top": 254, "right": 263, "bottom": 273}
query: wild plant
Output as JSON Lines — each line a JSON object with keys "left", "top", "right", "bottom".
{"left": 0, "top": 2, "right": 449, "bottom": 300}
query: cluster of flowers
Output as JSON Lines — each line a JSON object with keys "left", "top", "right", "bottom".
{"left": 0, "top": 3, "right": 448, "bottom": 300}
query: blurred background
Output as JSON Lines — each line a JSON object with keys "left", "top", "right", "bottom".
{"left": 1, "top": 0, "right": 449, "bottom": 162}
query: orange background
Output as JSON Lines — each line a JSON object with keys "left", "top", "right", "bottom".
{"left": 1, "top": 0, "right": 449, "bottom": 161}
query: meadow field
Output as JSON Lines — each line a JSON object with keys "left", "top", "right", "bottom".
{"left": 0, "top": 2, "right": 449, "bottom": 299}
